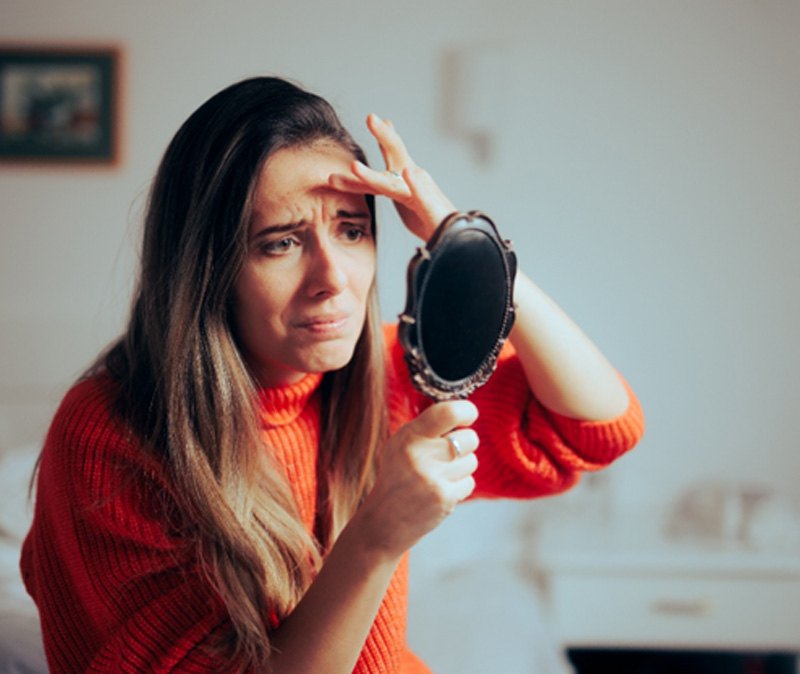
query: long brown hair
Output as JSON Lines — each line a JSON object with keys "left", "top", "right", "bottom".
{"left": 102, "top": 77, "right": 388, "bottom": 669}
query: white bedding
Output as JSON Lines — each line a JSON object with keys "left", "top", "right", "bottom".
{"left": 0, "top": 543, "right": 47, "bottom": 674}
{"left": 0, "top": 444, "right": 47, "bottom": 674}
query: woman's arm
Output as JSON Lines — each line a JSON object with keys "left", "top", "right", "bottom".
{"left": 266, "top": 521, "right": 399, "bottom": 673}
{"left": 508, "top": 272, "right": 629, "bottom": 421}
{"left": 331, "top": 114, "right": 631, "bottom": 424}
{"left": 266, "top": 400, "right": 479, "bottom": 673}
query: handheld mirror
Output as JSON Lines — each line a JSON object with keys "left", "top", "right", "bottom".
{"left": 398, "top": 211, "right": 517, "bottom": 401}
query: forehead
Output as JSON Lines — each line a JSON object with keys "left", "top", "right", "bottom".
{"left": 253, "top": 141, "right": 364, "bottom": 218}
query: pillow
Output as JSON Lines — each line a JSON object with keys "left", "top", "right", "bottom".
{"left": 0, "top": 445, "right": 40, "bottom": 544}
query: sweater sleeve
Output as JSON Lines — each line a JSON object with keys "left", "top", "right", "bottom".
{"left": 468, "top": 340, "right": 644, "bottom": 498}
{"left": 384, "top": 324, "right": 645, "bottom": 500}
{"left": 20, "top": 376, "right": 238, "bottom": 673}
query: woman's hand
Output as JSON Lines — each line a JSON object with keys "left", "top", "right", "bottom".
{"left": 329, "top": 113, "right": 456, "bottom": 241}
{"left": 352, "top": 400, "right": 480, "bottom": 561}
{"left": 269, "top": 400, "right": 478, "bottom": 673}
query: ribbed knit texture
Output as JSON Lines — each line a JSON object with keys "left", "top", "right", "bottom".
{"left": 20, "top": 325, "right": 644, "bottom": 673}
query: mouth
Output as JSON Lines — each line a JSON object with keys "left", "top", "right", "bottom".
{"left": 294, "top": 314, "right": 349, "bottom": 335}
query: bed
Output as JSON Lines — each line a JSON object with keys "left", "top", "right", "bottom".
{"left": 0, "top": 442, "right": 48, "bottom": 674}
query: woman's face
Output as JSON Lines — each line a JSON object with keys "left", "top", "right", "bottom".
{"left": 231, "top": 140, "right": 376, "bottom": 388}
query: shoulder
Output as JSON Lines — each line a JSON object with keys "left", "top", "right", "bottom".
{"left": 37, "top": 373, "right": 176, "bottom": 540}
{"left": 46, "top": 372, "right": 128, "bottom": 454}
{"left": 40, "top": 373, "right": 151, "bottom": 495}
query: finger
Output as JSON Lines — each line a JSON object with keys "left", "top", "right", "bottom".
{"left": 328, "top": 161, "right": 411, "bottom": 199}
{"left": 442, "top": 428, "right": 479, "bottom": 460}
{"left": 353, "top": 160, "right": 412, "bottom": 197}
{"left": 443, "top": 451, "right": 479, "bottom": 482}
{"left": 367, "top": 113, "right": 415, "bottom": 171}
{"left": 409, "top": 400, "right": 479, "bottom": 440}
{"left": 403, "top": 166, "right": 456, "bottom": 226}
{"left": 440, "top": 429, "right": 479, "bottom": 479}
{"left": 446, "top": 475, "right": 477, "bottom": 504}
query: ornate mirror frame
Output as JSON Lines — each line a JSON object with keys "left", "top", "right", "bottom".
{"left": 398, "top": 210, "right": 517, "bottom": 401}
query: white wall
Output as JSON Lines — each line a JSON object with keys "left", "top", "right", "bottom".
{"left": 451, "top": 2, "right": 800, "bottom": 511}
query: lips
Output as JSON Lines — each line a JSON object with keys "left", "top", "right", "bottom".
{"left": 294, "top": 313, "right": 349, "bottom": 334}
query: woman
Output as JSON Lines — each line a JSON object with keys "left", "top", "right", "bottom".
{"left": 21, "top": 76, "right": 644, "bottom": 673}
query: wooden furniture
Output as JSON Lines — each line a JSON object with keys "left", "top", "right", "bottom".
{"left": 536, "top": 508, "right": 800, "bottom": 654}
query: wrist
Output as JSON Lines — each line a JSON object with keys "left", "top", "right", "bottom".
{"left": 335, "top": 505, "right": 404, "bottom": 572}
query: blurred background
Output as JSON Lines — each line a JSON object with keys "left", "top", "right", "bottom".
{"left": 1, "top": 1, "right": 799, "bottom": 672}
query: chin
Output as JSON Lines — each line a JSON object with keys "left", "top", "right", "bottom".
{"left": 302, "top": 341, "right": 359, "bottom": 375}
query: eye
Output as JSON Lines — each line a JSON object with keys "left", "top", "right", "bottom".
{"left": 261, "top": 235, "right": 300, "bottom": 256}
{"left": 341, "top": 223, "right": 371, "bottom": 244}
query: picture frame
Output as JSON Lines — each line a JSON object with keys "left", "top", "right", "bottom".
{"left": 0, "top": 45, "right": 120, "bottom": 164}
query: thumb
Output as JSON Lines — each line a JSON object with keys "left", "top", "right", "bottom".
{"left": 406, "top": 400, "right": 479, "bottom": 440}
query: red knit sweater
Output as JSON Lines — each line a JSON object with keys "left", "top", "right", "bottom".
{"left": 21, "top": 326, "right": 644, "bottom": 673}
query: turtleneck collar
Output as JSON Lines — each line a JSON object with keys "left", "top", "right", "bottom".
{"left": 256, "top": 372, "right": 324, "bottom": 428}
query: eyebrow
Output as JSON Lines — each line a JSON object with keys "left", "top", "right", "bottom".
{"left": 251, "top": 209, "right": 371, "bottom": 242}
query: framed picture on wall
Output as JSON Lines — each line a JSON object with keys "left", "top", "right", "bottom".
{"left": 0, "top": 45, "right": 120, "bottom": 164}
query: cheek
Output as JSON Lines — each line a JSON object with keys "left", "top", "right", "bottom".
{"left": 232, "top": 268, "right": 288, "bottom": 336}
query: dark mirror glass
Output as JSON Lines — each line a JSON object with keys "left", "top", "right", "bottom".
{"left": 399, "top": 211, "right": 517, "bottom": 401}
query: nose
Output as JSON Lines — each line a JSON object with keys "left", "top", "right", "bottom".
{"left": 305, "top": 237, "right": 348, "bottom": 298}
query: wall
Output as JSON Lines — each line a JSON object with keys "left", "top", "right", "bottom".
{"left": 452, "top": 2, "right": 800, "bottom": 512}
